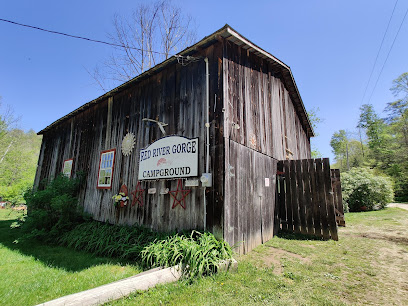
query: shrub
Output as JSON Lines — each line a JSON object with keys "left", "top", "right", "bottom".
{"left": 141, "top": 231, "right": 233, "bottom": 278}
{"left": 22, "top": 174, "right": 85, "bottom": 241}
{"left": 58, "top": 221, "right": 234, "bottom": 279}
{"left": 341, "top": 167, "right": 393, "bottom": 212}
{"left": 58, "top": 220, "right": 166, "bottom": 260}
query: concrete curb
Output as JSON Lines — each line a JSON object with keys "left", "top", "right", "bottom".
{"left": 37, "top": 266, "right": 182, "bottom": 306}
{"left": 37, "top": 259, "right": 238, "bottom": 306}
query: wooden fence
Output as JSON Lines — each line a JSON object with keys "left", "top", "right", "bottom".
{"left": 276, "top": 158, "right": 339, "bottom": 240}
{"left": 331, "top": 169, "right": 345, "bottom": 227}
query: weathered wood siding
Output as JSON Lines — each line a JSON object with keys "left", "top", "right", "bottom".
{"left": 34, "top": 45, "right": 224, "bottom": 233}
{"left": 331, "top": 169, "right": 345, "bottom": 226}
{"left": 224, "top": 139, "right": 277, "bottom": 254}
{"left": 221, "top": 40, "right": 311, "bottom": 253}
{"left": 277, "top": 158, "right": 338, "bottom": 240}
{"left": 223, "top": 41, "right": 311, "bottom": 160}
{"left": 34, "top": 33, "right": 313, "bottom": 253}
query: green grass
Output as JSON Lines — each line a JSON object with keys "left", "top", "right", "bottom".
{"left": 0, "top": 209, "right": 142, "bottom": 306}
{"left": 2, "top": 207, "right": 408, "bottom": 305}
{"left": 106, "top": 207, "right": 408, "bottom": 305}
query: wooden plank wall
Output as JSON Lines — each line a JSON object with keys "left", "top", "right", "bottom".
{"left": 331, "top": 169, "right": 345, "bottom": 226}
{"left": 224, "top": 139, "right": 277, "bottom": 254}
{"left": 34, "top": 44, "right": 224, "bottom": 233}
{"left": 277, "top": 158, "right": 338, "bottom": 240}
{"left": 223, "top": 41, "right": 311, "bottom": 161}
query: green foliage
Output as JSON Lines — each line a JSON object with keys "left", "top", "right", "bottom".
{"left": 141, "top": 231, "right": 233, "bottom": 279}
{"left": 330, "top": 130, "right": 366, "bottom": 172}
{"left": 0, "top": 209, "right": 143, "bottom": 306}
{"left": 58, "top": 220, "right": 233, "bottom": 279}
{"left": 0, "top": 129, "right": 42, "bottom": 204}
{"left": 58, "top": 220, "right": 166, "bottom": 260}
{"left": 307, "top": 107, "right": 323, "bottom": 158}
{"left": 22, "top": 174, "right": 85, "bottom": 240}
{"left": 333, "top": 75, "right": 408, "bottom": 201}
{"left": 58, "top": 221, "right": 234, "bottom": 279}
{"left": 341, "top": 168, "right": 393, "bottom": 212}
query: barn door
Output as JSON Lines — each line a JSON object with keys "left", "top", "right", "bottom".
{"left": 224, "top": 139, "right": 278, "bottom": 254}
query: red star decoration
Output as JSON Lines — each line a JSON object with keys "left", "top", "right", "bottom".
{"left": 169, "top": 179, "right": 190, "bottom": 210}
{"left": 131, "top": 181, "right": 145, "bottom": 207}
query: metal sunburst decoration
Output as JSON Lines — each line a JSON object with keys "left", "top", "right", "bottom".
{"left": 121, "top": 132, "right": 136, "bottom": 156}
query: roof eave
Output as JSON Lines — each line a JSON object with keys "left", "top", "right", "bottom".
{"left": 38, "top": 24, "right": 314, "bottom": 137}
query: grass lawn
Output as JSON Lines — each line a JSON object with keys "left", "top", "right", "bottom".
{"left": 0, "top": 209, "right": 142, "bottom": 306}
{"left": 1, "top": 207, "right": 407, "bottom": 305}
{"left": 107, "top": 207, "right": 408, "bottom": 305}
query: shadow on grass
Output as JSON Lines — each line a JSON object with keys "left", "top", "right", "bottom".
{"left": 0, "top": 217, "right": 139, "bottom": 272}
{"left": 276, "top": 230, "right": 324, "bottom": 241}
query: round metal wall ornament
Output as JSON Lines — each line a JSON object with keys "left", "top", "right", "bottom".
{"left": 121, "top": 132, "right": 136, "bottom": 156}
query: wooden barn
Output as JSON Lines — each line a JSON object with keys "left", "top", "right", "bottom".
{"left": 35, "top": 25, "right": 339, "bottom": 254}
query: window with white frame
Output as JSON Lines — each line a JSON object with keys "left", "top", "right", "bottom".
{"left": 97, "top": 149, "right": 116, "bottom": 189}
{"left": 62, "top": 158, "right": 74, "bottom": 178}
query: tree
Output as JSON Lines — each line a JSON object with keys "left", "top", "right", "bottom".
{"left": 330, "top": 130, "right": 349, "bottom": 170}
{"left": 91, "top": 0, "right": 196, "bottom": 91}
{"left": 333, "top": 73, "right": 408, "bottom": 201}
{"left": 307, "top": 107, "right": 323, "bottom": 158}
{"left": 385, "top": 72, "right": 408, "bottom": 147}
{"left": 0, "top": 99, "right": 20, "bottom": 166}
{"left": 0, "top": 129, "right": 42, "bottom": 204}
{"left": 357, "top": 104, "right": 394, "bottom": 170}
{"left": 330, "top": 129, "right": 367, "bottom": 172}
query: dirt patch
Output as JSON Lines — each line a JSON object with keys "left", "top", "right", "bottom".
{"left": 341, "top": 210, "right": 408, "bottom": 304}
{"left": 371, "top": 243, "right": 408, "bottom": 304}
{"left": 259, "top": 246, "right": 310, "bottom": 275}
{"left": 359, "top": 233, "right": 408, "bottom": 245}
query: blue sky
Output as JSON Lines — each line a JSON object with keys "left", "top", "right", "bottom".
{"left": 1, "top": 0, "right": 408, "bottom": 161}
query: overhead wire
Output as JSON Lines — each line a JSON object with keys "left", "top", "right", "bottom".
{"left": 360, "top": 0, "right": 399, "bottom": 105}
{"left": 0, "top": 18, "right": 168, "bottom": 55}
{"left": 366, "top": 5, "right": 408, "bottom": 104}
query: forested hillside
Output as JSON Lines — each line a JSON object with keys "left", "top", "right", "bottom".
{"left": 0, "top": 102, "right": 42, "bottom": 204}
{"left": 330, "top": 72, "right": 408, "bottom": 201}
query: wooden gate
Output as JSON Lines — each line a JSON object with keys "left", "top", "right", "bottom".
{"left": 276, "top": 158, "right": 339, "bottom": 240}
{"left": 331, "top": 169, "right": 345, "bottom": 227}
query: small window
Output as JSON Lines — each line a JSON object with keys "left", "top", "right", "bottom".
{"left": 97, "top": 149, "right": 116, "bottom": 189}
{"left": 62, "top": 159, "right": 74, "bottom": 178}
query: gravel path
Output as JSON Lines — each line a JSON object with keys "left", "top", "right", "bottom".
{"left": 388, "top": 203, "right": 408, "bottom": 211}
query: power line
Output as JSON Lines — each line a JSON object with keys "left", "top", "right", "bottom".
{"left": 0, "top": 18, "right": 167, "bottom": 55}
{"left": 367, "top": 6, "right": 408, "bottom": 104}
{"left": 361, "top": 0, "right": 399, "bottom": 105}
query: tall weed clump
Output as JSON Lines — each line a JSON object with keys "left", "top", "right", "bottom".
{"left": 341, "top": 167, "right": 393, "bottom": 212}
{"left": 22, "top": 174, "right": 85, "bottom": 241}
{"left": 141, "top": 231, "right": 233, "bottom": 278}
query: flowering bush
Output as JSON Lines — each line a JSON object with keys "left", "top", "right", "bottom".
{"left": 341, "top": 167, "right": 393, "bottom": 212}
